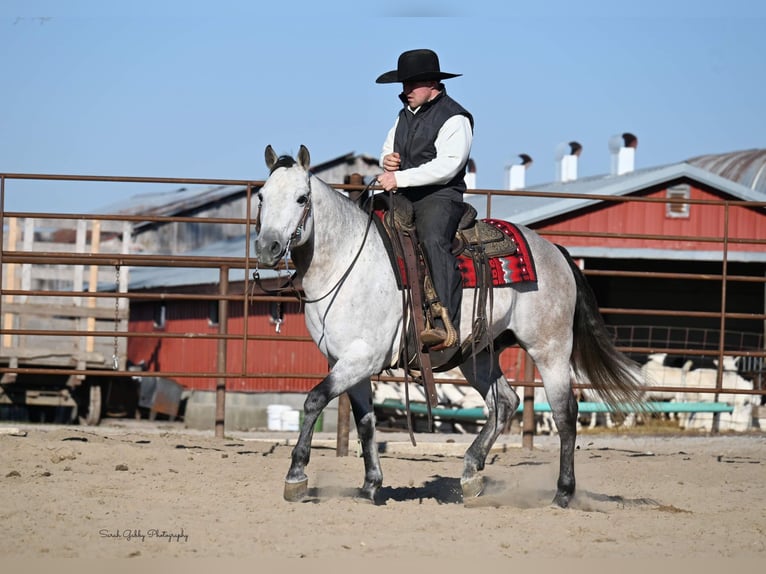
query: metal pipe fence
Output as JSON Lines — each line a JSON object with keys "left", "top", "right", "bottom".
{"left": 1, "top": 173, "right": 765, "bottom": 434}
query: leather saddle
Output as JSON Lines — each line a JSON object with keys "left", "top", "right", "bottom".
{"left": 375, "top": 193, "right": 517, "bottom": 261}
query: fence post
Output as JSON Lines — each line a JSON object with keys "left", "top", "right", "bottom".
{"left": 522, "top": 351, "right": 535, "bottom": 449}
{"left": 712, "top": 203, "right": 731, "bottom": 434}
{"left": 215, "top": 266, "right": 229, "bottom": 438}
{"left": 336, "top": 392, "right": 351, "bottom": 457}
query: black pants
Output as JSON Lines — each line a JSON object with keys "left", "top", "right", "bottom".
{"left": 404, "top": 188, "right": 464, "bottom": 331}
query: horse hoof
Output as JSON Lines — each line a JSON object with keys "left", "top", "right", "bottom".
{"left": 355, "top": 487, "right": 379, "bottom": 505}
{"left": 461, "top": 475, "right": 484, "bottom": 499}
{"left": 552, "top": 491, "right": 572, "bottom": 508}
{"left": 284, "top": 478, "right": 309, "bottom": 502}
{"left": 354, "top": 494, "right": 376, "bottom": 505}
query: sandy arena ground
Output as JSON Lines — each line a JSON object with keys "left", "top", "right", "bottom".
{"left": 1, "top": 420, "right": 764, "bottom": 561}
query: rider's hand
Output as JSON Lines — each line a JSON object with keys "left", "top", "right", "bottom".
{"left": 382, "top": 152, "right": 401, "bottom": 172}
{"left": 377, "top": 171, "right": 398, "bottom": 192}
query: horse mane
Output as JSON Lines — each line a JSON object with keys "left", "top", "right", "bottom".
{"left": 269, "top": 154, "right": 298, "bottom": 175}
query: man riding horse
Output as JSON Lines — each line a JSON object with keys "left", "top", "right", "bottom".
{"left": 376, "top": 48, "right": 474, "bottom": 350}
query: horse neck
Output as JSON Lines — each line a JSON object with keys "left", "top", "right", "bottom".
{"left": 292, "top": 178, "right": 372, "bottom": 289}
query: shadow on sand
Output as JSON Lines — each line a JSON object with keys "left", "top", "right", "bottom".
{"left": 303, "top": 474, "right": 660, "bottom": 510}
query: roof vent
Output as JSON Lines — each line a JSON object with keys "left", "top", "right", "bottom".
{"left": 555, "top": 141, "right": 581, "bottom": 182}
{"left": 506, "top": 154, "right": 533, "bottom": 190}
{"left": 464, "top": 158, "right": 477, "bottom": 189}
{"left": 609, "top": 132, "right": 638, "bottom": 175}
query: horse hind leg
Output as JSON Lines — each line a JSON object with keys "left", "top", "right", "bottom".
{"left": 535, "top": 355, "right": 578, "bottom": 508}
{"left": 458, "top": 352, "right": 520, "bottom": 500}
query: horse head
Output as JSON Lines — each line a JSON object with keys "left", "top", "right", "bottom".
{"left": 255, "top": 145, "right": 313, "bottom": 267}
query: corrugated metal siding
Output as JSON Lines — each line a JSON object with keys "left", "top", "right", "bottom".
{"left": 128, "top": 300, "right": 328, "bottom": 392}
{"left": 536, "top": 185, "right": 766, "bottom": 250}
{"left": 687, "top": 149, "right": 766, "bottom": 194}
{"left": 128, "top": 297, "right": 526, "bottom": 392}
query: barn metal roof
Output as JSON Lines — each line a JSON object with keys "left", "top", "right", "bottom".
{"left": 686, "top": 148, "right": 766, "bottom": 194}
{"left": 99, "top": 184, "right": 246, "bottom": 216}
{"left": 101, "top": 149, "right": 766, "bottom": 219}
{"left": 561, "top": 246, "right": 766, "bottom": 263}
{"left": 98, "top": 152, "right": 380, "bottom": 217}
{"left": 466, "top": 159, "right": 766, "bottom": 227}
{"left": 123, "top": 149, "right": 766, "bottom": 289}
{"left": 128, "top": 235, "right": 280, "bottom": 290}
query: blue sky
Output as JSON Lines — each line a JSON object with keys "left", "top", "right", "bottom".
{"left": 1, "top": 0, "right": 765, "bottom": 213}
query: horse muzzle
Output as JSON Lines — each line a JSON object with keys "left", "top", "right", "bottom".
{"left": 254, "top": 234, "right": 287, "bottom": 268}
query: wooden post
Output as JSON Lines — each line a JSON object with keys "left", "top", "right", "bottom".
{"left": 86, "top": 220, "right": 101, "bottom": 353}
{"left": 522, "top": 351, "right": 536, "bottom": 450}
{"left": 215, "top": 266, "right": 229, "bottom": 439}
{"left": 2, "top": 217, "right": 18, "bottom": 348}
{"left": 712, "top": 203, "right": 731, "bottom": 434}
{"left": 336, "top": 392, "right": 350, "bottom": 457}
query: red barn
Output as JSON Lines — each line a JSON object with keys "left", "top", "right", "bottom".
{"left": 470, "top": 145, "right": 766, "bottom": 364}
{"left": 127, "top": 239, "right": 327, "bottom": 394}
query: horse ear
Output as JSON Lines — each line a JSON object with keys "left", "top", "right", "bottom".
{"left": 264, "top": 145, "right": 278, "bottom": 171}
{"left": 297, "top": 145, "right": 310, "bottom": 171}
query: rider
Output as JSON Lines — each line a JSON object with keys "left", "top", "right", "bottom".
{"left": 376, "top": 48, "right": 474, "bottom": 349}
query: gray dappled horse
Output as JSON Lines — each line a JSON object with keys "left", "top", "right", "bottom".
{"left": 254, "top": 145, "right": 644, "bottom": 507}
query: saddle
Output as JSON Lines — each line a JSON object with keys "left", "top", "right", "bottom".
{"left": 367, "top": 193, "right": 509, "bottom": 415}
{"left": 380, "top": 193, "right": 518, "bottom": 260}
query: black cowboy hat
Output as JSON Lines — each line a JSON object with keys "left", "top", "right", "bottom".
{"left": 376, "top": 49, "right": 461, "bottom": 84}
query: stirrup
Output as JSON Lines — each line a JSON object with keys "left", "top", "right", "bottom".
{"left": 422, "top": 308, "right": 458, "bottom": 350}
{"left": 438, "top": 308, "right": 459, "bottom": 348}
{"left": 422, "top": 277, "right": 458, "bottom": 348}
{"left": 421, "top": 327, "right": 448, "bottom": 347}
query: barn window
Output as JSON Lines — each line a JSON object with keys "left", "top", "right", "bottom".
{"left": 208, "top": 301, "right": 220, "bottom": 327}
{"left": 666, "top": 184, "right": 690, "bottom": 218}
{"left": 153, "top": 303, "right": 167, "bottom": 330}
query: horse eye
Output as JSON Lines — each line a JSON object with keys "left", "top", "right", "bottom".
{"left": 297, "top": 195, "right": 308, "bottom": 205}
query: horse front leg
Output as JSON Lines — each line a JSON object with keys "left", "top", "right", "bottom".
{"left": 284, "top": 348, "right": 382, "bottom": 503}
{"left": 347, "top": 380, "right": 383, "bottom": 503}
{"left": 283, "top": 376, "right": 333, "bottom": 502}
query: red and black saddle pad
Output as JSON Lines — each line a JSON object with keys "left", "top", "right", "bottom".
{"left": 458, "top": 219, "right": 537, "bottom": 287}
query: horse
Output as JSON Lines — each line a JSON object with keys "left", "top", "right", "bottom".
{"left": 254, "top": 144, "right": 645, "bottom": 507}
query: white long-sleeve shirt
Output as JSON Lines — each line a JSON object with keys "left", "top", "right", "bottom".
{"left": 380, "top": 110, "right": 473, "bottom": 189}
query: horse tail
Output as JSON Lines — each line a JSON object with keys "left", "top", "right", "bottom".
{"left": 556, "top": 245, "right": 645, "bottom": 413}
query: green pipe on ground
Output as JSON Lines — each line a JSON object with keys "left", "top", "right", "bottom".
{"left": 375, "top": 399, "right": 734, "bottom": 423}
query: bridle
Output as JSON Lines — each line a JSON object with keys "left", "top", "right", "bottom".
{"left": 252, "top": 173, "right": 312, "bottom": 299}
{"left": 253, "top": 171, "right": 377, "bottom": 305}
{"left": 254, "top": 174, "right": 312, "bottom": 245}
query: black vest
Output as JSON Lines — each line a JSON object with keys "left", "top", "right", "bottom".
{"left": 393, "top": 89, "right": 474, "bottom": 200}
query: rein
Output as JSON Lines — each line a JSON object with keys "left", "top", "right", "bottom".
{"left": 302, "top": 180, "right": 377, "bottom": 305}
